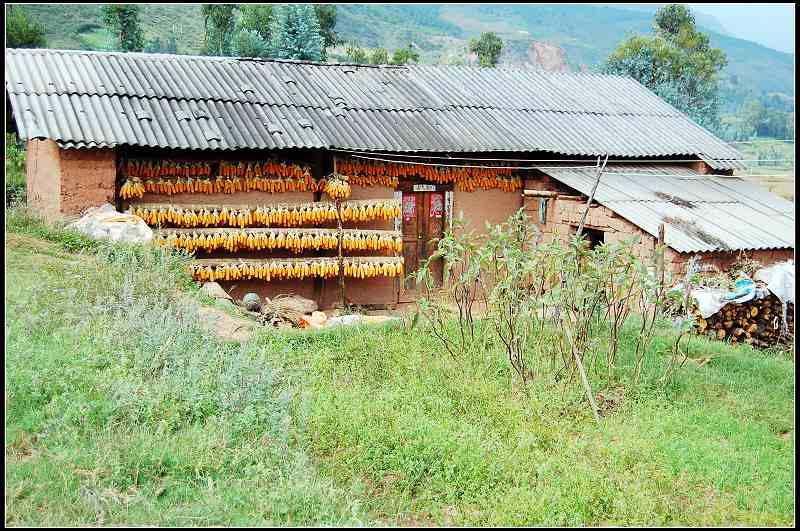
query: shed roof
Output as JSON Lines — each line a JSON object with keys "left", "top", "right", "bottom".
{"left": 536, "top": 164, "right": 794, "bottom": 253}
{"left": 7, "top": 48, "right": 742, "bottom": 167}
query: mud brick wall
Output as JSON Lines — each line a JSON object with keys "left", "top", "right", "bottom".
{"left": 25, "top": 139, "right": 116, "bottom": 221}
{"left": 453, "top": 188, "right": 524, "bottom": 237}
{"left": 59, "top": 147, "right": 117, "bottom": 216}
{"left": 666, "top": 248, "right": 794, "bottom": 276}
{"left": 25, "top": 139, "right": 62, "bottom": 220}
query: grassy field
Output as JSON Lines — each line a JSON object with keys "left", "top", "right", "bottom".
{"left": 734, "top": 140, "right": 795, "bottom": 200}
{"left": 4, "top": 208, "right": 795, "bottom": 526}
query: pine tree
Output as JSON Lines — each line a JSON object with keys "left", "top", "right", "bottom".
{"left": 269, "top": 4, "right": 324, "bottom": 61}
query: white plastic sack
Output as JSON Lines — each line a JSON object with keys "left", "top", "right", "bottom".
{"left": 691, "top": 287, "right": 730, "bottom": 318}
{"left": 755, "top": 260, "right": 794, "bottom": 305}
{"left": 68, "top": 203, "right": 153, "bottom": 244}
{"left": 326, "top": 314, "right": 364, "bottom": 327}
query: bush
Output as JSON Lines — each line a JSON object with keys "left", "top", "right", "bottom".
{"left": 6, "top": 133, "right": 26, "bottom": 205}
{"left": 414, "top": 209, "right": 670, "bottom": 419}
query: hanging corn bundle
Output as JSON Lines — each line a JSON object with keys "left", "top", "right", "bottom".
{"left": 323, "top": 174, "right": 351, "bottom": 200}
{"left": 154, "top": 228, "right": 402, "bottom": 254}
{"left": 336, "top": 157, "right": 522, "bottom": 192}
{"left": 120, "top": 158, "right": 317, "bottom": 199}
{"left": 189, "top": 256, "right": 404, "bottom": 282}
{"left": 120, "top": 177, "right": 146, "bottom": 199}
{"left": 124, "top": 160, "right": 213, "bottom": 179}
{"left": 129, "top": 199, "right": 401, "bottom": 228}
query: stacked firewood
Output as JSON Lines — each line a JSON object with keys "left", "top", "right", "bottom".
{"left": 690, "top": 294, "right": 794, "bottom": 348}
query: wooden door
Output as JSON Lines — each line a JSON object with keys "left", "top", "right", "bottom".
{"left": 400, "top": 191, "right": 444, "bottom": 302}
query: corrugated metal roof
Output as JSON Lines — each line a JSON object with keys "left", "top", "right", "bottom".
{"left": 536, "top": 164, "right": 794, "bottom": 253}
{"left": 7, "top": 48, "right": 742, "bottom": 167}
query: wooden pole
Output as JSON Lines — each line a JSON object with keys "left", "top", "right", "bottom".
{"left": 336, "top": 197, "right": 345, "bottom": 309}
{"left": 575, "top": 154, "right": 609, "bottom": 239}
{"left": 656, "top": 222, "right": 666, "bottom": 291}
{"left": 333, "top": 157, "right": 346, "bottom": 309}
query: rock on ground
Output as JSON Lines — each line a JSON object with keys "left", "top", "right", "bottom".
{"left": 200, "top": 282, "right": 233, "bottom": 300}
{"left": 242, "top": 292, "right": 262, "bottom": 311}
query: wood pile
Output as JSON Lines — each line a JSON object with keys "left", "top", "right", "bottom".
{"left": 690, "top": 294, "right": 794, "bottom": 348}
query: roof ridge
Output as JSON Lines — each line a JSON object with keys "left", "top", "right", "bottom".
{"left": 5, "top": 47, "right": 638, "bottom": 81}
{"left": 4, "top": 87, "right": 686, "bottom": 117}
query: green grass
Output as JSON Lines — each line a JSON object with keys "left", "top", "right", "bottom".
{"left": 4, "top": 209, "right": 366, "bottom": 526}
{"left": 5, "top": 207, "right": 795, "bottom": 526}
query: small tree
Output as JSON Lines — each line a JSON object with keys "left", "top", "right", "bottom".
{"left": 469, "top": 32, "right": 503, "bottom": 67}
{"left": 232, "top": 28, "right": 269, "bottom": 58}
{"left": 269, "top": 4, "right": 325, "bottom": 61}
{"left": 345, "top": 43, "right": 368, "bottom": 64}
{"left": 603, "top": 4, "right": 727, "bottom": 131}
{"left": 202, "top": 4, "right": 238, "bottom": 56}
{"left": 6, "top": 5, "right": 47, "bottom": 48}
{"left": 101, "top": 4, "right": 144, "bottom": 52}
{"left": 391, "top": 45, "right": 420, "bottom": 65}
{"left": 238, "top": 4, "right": 273, "bottom": 43}
{"left": 369, "top": 47, "right": 390, "bottom": 65}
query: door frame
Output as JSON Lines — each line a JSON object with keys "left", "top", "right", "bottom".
{"left": 397, "top": 181, "right": 452, "bottom": 303}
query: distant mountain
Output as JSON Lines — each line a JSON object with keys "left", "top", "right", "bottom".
{"left": 18, "top": 3, "right": 794, "bottom": 111}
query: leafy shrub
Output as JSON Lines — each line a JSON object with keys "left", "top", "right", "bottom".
{"left": 414, "top": 209, "right": 670, "bottom": 419}
{"left": 5, "top": 133, "right": 26, "bottom": 205}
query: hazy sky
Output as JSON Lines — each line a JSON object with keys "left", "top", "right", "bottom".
{"left": 688, "top": 3, "right": 795, "bottom": 54}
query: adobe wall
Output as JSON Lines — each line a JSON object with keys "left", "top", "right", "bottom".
{"left": 25, "top": 139, "right": 116, "bottom": 221}
{"left": 666, "top": 248, "right": 794, "bottom": 277}
{"left": 453, "top": 187, "right": 523, "bottom": 237}
{"left": 59, "top": 147, "right": 116, "bottom": 215}
{"left": 25, "top": 139, "right": 62, "bottom": 220}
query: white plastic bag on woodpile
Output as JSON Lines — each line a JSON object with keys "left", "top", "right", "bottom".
{"left": 690, "top": 287, "right": 730, "bottom": 318}
{"left": 755, "top": 260, "right": 794, "bottom": 305}
{"left": 68, "top": 203, "right": 153, "bottom": 244}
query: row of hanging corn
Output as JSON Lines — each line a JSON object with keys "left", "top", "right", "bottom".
{"left": 129, "top": 199, "right": 401, "bottom": 228}
{"left": 190, "top": 257, "right": 404, "bottom": 282}
{"left": 154, "top": 228, "right": 403, "bottom": 254}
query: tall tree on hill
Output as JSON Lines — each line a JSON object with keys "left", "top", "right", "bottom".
{"left": 603, "top": 4, "right": 727, "bottom": 131}
{"left": 237, "top": 4, "right": 273, "bottom": 43}
{"left": 101, "top": 4, "right": 144, "bottom": 52}
{"left": 313, "top": 4, "right": 337, "bottom": 51}
{"left": 269, "top": 4, "right": 324, "bottom": 61}
{"left": 469, "top": 32, "right": 503, "bottom": 67}
{"left": 6, "top": 5, "right": 47, "bottom": 48}
{"left": 202, "top": 4, "right": 238, "bottom": 56}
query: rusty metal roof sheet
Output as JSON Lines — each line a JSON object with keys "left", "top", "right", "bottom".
{"left": 536, "top": 164, "right": 794, "bottom": 253}
{"left": 7, "top": 48, "right": 743, "bottom": 167}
